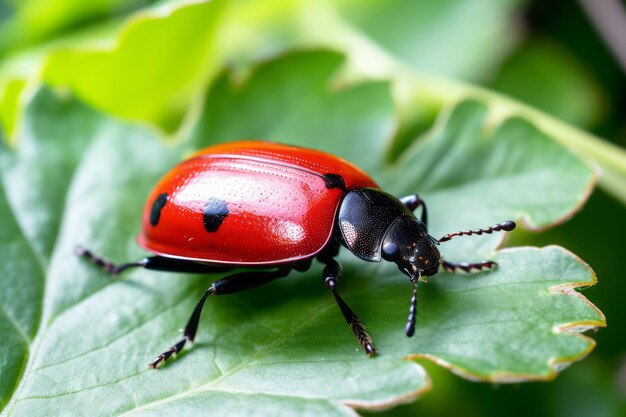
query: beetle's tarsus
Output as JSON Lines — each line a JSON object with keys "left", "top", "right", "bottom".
{"left": 75, "top": 246, "right": 117, "bottom": 275}
{"left": 150, "top": 337, "right": 187, "bottom": 369}
{"left": 365, "top": 343, "right": 377, "bottom": 356}
{"left": 349, "top": 316, "right": 377, "bottom": 356}
{"left": 75, "top": 246, "right": 148, "bottom": 277}
{"left": 150, "top": 356, "right": 166, "bottom": 369}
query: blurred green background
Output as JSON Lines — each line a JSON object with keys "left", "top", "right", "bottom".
{"left": 0, "top": 0, "right": 624, "bottom": 416}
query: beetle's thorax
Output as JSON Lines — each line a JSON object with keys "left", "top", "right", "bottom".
{"left": 336, "top": 188, "right": 408, "bottom": 261}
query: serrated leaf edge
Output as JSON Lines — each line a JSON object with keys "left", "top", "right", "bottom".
{"left": 404, "top": 245, "right": 605, "bottom": 383}
{"left": 341, "top": 362, "right": 431, "bottom": 412}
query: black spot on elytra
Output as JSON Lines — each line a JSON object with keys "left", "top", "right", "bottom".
{"left": 203, "top": 197, "right": 229, "bottom": 232}
{"left": 323, "top": 173, "right": 347, "bottom": 192}
{"left": 150, "top": 193, "right": 168, "bottom": 226}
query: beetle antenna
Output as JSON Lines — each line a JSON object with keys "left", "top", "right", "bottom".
{"left": 405, "top": 276, "right": 419, "bottom": 337}
{"left": 438, "top": 221, "right": 516, "bottom": 243}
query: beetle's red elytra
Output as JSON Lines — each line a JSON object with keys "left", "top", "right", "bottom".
{"left": 138, "top": 141, "right": 377, "bottom": 264}
{"left": 76, "top": 140, "right": 516, "bottom": 368}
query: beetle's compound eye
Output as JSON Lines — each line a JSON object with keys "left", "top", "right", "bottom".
{"left": 382, "top": 242, "right": 401, "bottom": 262}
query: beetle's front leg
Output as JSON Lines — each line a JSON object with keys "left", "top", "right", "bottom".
{"left": 320, "top": 257, "right": 377, "bottom": 356}
{"left": 400, "top": 194, "right": 428, "bottom": 227}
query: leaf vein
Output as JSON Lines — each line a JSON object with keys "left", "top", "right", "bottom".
{"left": 0, "top": 304, "right": 31, "bottom": 346}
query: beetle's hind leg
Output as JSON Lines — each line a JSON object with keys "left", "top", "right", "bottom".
{"left": 75, "top": 246, "right": 233, "bottom": 276}
{"left": 74, "top": 247, "right": 146, "bottom": 276}
{"left": 150, "top": 266, "right": 292, "bottom": 369}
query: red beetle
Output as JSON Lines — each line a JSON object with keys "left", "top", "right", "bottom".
{"left": 77, "top": 140, "right": 515, "bottom": 368}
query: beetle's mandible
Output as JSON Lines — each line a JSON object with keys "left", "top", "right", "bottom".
{"left": 76, "top": 140, "right": 516, "bottom": 368}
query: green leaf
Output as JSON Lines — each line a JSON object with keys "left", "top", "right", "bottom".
{"left": 0, "top": 178, "right": 43, "bottom": 410}
{"left": 333, "top": 0, "right": 524, "bottom": 81}
{"left": 489, "top": 38, "right": 605, "bottom": 128}
{"left": 0, "top": 78, "right": 26, "bottom": 137}
{"left": 375, "top": 246, "right": 602, "bottom": 381}
{"left": 0, "top": 85, "right": 425, "bottom": 416}
{"left": 3, "top": 0, "right": 625, "bottom": 211}
{"left": 188, "top": 50, "right": 395, "bottom": 176}
{"left": 17, "top": 0, "right": 526, "bottom": 133}
{"left": 0, "top": 0, "right": 151, "bottom": 53}
{"left": 42, "top": 0, "right": 224, "bottom": 129}
{"left": 311, "top": 0, "right": 626, "bottom": 208}
{"left": 0, "top": 51, "right": 603, "bottom": 416}
{"left": 384, "top": 100, "right": 596, "bottom": 260}
{"left": 364, "top": 246, "right": 604, "bottom": 383}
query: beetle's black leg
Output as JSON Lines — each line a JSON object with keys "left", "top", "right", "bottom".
{"left": 75, "top": 246, "right": 233, "bottom": 276}
{"left": 151, "top": 266, "right": 292, "bottom": 369}
{"left": 440, "top": 259, "right": 497, "bottom": 274}
{"left": 319, "top": 257, "right": 377, "bottom": 356}
{"left": 142, "top": 256, "right": 234, "bottom": 274}
{"left": 400, "top": 194, "right": 427, "bottom": 227}
{"left": 74, "top": 247, "right": 147, "bottom": 276}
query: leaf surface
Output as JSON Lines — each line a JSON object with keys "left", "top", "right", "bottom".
{"left": 0, "top": 51, "right": 604, "bottom": 416}
{"left": 333, "top": 0, "right": 523, "bottom": 80}
{"left": 42, "top": 0, "right": 224, "bottom": 129}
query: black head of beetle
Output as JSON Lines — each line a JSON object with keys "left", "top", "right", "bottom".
{"left": 381, "top": 215, "right": 440, "bottom": 279}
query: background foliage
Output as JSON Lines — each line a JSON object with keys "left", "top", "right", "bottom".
{"left": 0, "top": 0, "right": 624, "bottom": 416}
